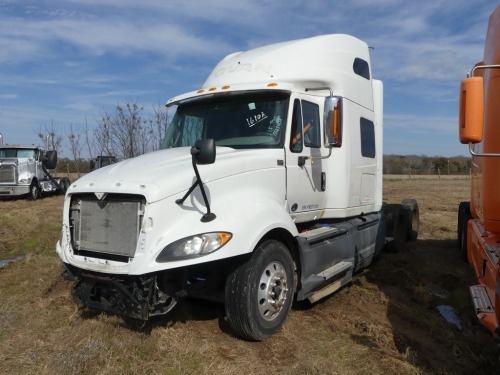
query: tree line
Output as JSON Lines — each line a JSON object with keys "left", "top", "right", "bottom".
{"left": 383, "top": 154, "right": 471, "bottom": 175}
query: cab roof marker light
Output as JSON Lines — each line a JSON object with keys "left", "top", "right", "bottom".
{"left": 197, "top": 89, "right": 205, "bottom": 94}
{"left": 267, "top": 83, "right": 278, "bottom": 87}
{"left": 208, "top": 87, "right": 217, "bottom": 91}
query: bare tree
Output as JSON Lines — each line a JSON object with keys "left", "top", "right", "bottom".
{"left": 95, "top": 99, "right": 157, "bottom": 159}
{"left": 93, "top": 113, "right": 114, "bottom": 157}
{"left": 66, "top": 123, "right": 85, "bottom": 178}
{"left": 35, "top": 121, "right": 63, "bottom": 153}
{"left": 150, "top": 103, "right": 170, "bottom": 150}
{"left": 82, "top": 118, "right": 95, "bottom": 159}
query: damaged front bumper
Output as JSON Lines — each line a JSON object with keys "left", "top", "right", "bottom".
{"left": 64, "top": 264, "right": 178, "bottom": 320}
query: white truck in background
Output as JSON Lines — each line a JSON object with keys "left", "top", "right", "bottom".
{"left": 0, "top": 135, "right": 70, "bottom": 199}
{"left": 55, "top": 34, "right": 419, "bottom": 341}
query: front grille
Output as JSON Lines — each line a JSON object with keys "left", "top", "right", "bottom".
{"left": 70, "top": 193, "right": 146, "bottom": 260}
{"left": 0, "top": 164, "right": 16, "bottom": 184}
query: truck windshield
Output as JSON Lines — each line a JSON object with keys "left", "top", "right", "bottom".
{"left": 161, "top": 91, "right": 289, "bottom": 149}
{"left": 0, "top": 148, "right": 36, "bottom": 158}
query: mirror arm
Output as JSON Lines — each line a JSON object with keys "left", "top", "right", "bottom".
{"left": 298, "top": 148, "right": 333, "bottom": 167}
{"left": 41, "top": 164, "right": 67, "bottom": 194}
{"left": 471, "top": 64, "right": 500, "bottom": 77}
{"left": 469, "top": 142, "right": 500, "bottom": 157}
{"left": 176, "top": 146, "right": 216, "bottom": 222}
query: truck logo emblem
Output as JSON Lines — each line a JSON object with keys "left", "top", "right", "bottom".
{"left": 213, "top": 63, "right": 273, "bottom": 77}
{"left": 94, "top": 192, "right": 107, "bottom": 201}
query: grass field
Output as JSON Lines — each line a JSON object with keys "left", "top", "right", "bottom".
{"left": 0, "top": 178, "right": 498, "bottom": 375}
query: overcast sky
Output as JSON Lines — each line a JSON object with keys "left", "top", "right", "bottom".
{"left": 0, "top": 1, "right": 495, "bottom": 157}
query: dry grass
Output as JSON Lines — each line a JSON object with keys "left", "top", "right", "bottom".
{"left": 0, "top": 178, "right": 498, "bottom": 375}
{"left": 0, "top": 195, "right": 63, "bottom": 259}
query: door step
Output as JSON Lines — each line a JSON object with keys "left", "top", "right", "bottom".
{"left": 470, "top": 285, "right": 494, "bottom": 313}
{"left": 317, "top": 261, "right": 353, "bottom": 280}
{"left": 307, "top": 261, "right": 353, "bottom": 304}
{"left": 298, "top": 225, "right": 349, "bottom": 244}
{"left": 308, "top": 272, "right": 352, "bottom": 304}
{"left": 485, "top": 244, "right": 500, "bottom": 267}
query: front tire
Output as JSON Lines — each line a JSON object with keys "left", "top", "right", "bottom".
{"left": 225, "top": 240, "right": 294, "bottom": 341}
{"left": 28, "top": 182, "right": 40, "bottom": 200}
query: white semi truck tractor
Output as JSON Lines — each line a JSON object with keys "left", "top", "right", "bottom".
{"left": 55, "top": 34, "right": 418, "bottom": 341}
{"left": 0, "top": 136, "right": 69, "bottom": 199}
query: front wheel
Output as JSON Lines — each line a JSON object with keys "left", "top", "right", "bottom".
{"left": 28, "top": 182, "right": 40, "bottom": 200}
{"left": 225, "top": 240, "right": 294, "bottom": 341}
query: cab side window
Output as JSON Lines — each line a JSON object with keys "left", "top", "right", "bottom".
{"left": 290, "top": 99, "right": 321, "bottom": 152}
{"left": 290, "top": 99, "right": 303, "bottom": 152}
{"left": 302, "top": 101, "right": 320, "bottom": 148}
{"left": 360, "top": 117, "right": 375, "bottom": 158}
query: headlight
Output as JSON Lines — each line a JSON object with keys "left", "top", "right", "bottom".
{"left": 156, "top": 232, "right": 232, "bottom": 262}
{"left": 18, "top": 177, "right": 32, "bottom": 184}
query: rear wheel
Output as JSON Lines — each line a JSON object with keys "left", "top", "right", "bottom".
{"left": 401, "top": 198, "right": 420, "bottom": 240}
{"left": 383, "top": 203, "right": 407, "bottom": 252}
{"left": 225, "top": 240, "right": 294, "bottom": 341}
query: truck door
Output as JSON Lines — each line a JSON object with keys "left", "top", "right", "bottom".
{"left": 35, "top": 149, "right": 45, "bottom": 181}
{"left": 285, "top": 97, "right": 327, "bottom": 221}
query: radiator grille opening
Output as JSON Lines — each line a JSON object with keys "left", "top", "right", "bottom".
{"left": 0, "top": 165, "right": 16, "bottom": 184}
{"left": 70, "top": 194, "right": 146, "bottom": 260}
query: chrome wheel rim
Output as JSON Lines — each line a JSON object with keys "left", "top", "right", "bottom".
{"left": 31, "top": 186, "right": 38, "bottom": 199}
{"left": 257, "top": 261, "right": 288, "bottom": 321}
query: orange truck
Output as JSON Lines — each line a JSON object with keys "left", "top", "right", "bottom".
{"left": 458, "top": 4, "right": 500, "bottom": 337}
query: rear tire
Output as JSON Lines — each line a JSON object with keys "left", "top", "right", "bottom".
{"left": 401, "top": 198, "right": 419, "bottom": 240}
{"left": 383, "top": 203, "right": 407, "bottom": 252}
{"left": 225, "top": 240, "right": 294, "bottom": 341}
{"left": 457, "top": 201, "right": 471, "bottom": 262}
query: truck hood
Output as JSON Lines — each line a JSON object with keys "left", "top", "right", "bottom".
{"left": 0, "top": 157, "right": 28, "bottom": 165}
{"left": 70, "top": 147, "right": 284, "bottom": 203}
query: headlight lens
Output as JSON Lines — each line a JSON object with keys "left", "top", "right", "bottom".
{"left": 18, "top": 177, "right": 31, "bottom": 184}
{"left": 156, "top": 232, "right": 232, "bottom": 262}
